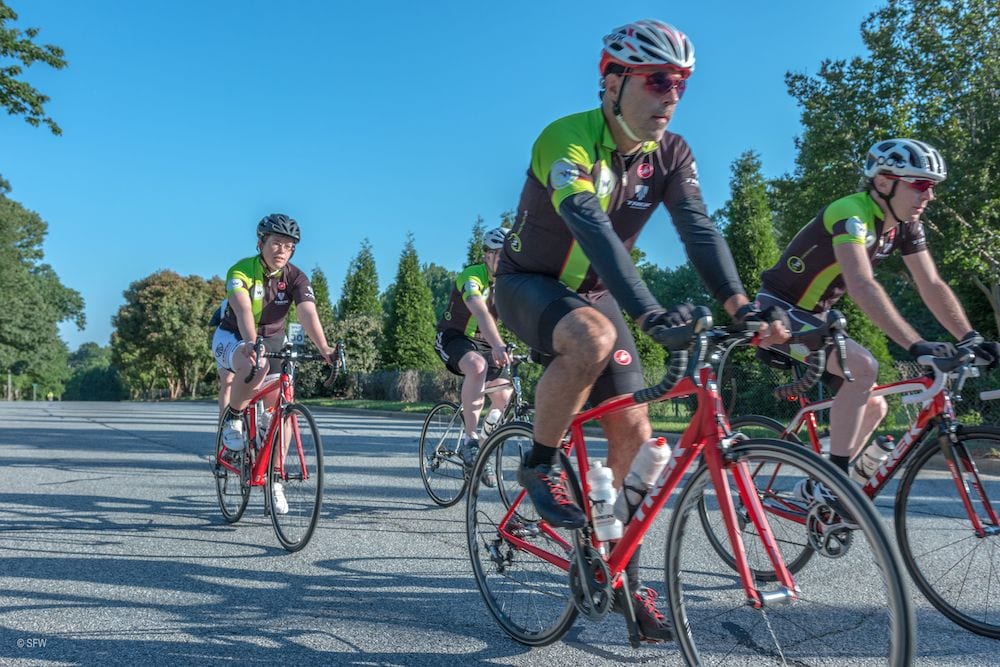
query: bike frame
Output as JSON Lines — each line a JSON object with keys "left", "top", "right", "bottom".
{"left": 497, "top": 362, "right": 797, "bottom": 608}
{"left": 765, "top": 369, "right": 1000, "bottom": 536}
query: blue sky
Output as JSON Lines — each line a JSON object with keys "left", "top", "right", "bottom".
{"left": 2, "top": 1, "right": 884, "bottom": 351}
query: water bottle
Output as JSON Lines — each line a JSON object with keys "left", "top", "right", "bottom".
{"left": 587, "top": 461, "right": 623, "bottom": 541}
{"left": 818, "top": 430, "right": 831, "bottom": 457}
{"left": 256, "top": 403, "right": 273, "bottom": 444}
{"left": 482, "top": 408, "right": 503, "bottom": 436}
{"left": 851, "top": 435, "right": 895, "bottom": 482}
{"left": 613, "top": 436, "right": 671, "bottom": 523}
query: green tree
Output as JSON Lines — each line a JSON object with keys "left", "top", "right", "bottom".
{"left": 381, "top": 234, "right": 437, "bottom": 370}
{"left": 466, "top": 215, "right": 486, "bottom": 266}
{"left": 423, "top": 262, "right": 455, "bottom": 321}
{"left": 0, "top": 181, "right": 83, "bottom": 398}
{"left": 111, "top": 271, "right": 224, "bottom": 399}
{"left": 0, "top": 1, "right": 66, "bottom": 134}
{"left": 717, "top": 151, "right": 779, "bottom": 301}
{"left": 64, "top": 342, "right": 126, "bottom": 400}
{"left": 337, "top": 239, "right": 381, "bottom": 319}
{"left": 294, "top": 266, "right": 338, "bottom": 397}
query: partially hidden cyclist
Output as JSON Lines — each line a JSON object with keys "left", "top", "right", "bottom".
{"left": 756, "top": 139, "right": 1000, "bottom": 507}
{"left": 434, "top": 227, "right": 513, "bottom": 488}
{"left": 213, "top": 214, "right": 336, "bottom": 513}
{"left": 493, "top": 19, "right": 788, "bottom": 642}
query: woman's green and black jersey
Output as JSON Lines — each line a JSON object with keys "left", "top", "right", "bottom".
{"left": 436, "top": 263, "right": 497, "bottom": 340}
{"left": 219, "top": 255, "right": 315, "bottom": 338}
{"left": 760, "top": 192, "right": 927, "bottom": 313}
{"left": 496, "top": 106, "right": 744, "bottom": 316}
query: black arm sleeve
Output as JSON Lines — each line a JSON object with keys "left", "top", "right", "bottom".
{"left": 667, "top": 195, "right": 746, "bottom": 303}
{"left": 558, "top": 192, "right": 661, "bottom": 319}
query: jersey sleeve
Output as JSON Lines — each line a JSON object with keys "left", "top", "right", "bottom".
{"left": 530, "top": 117, "right": 598, "bottom": 211}
{"left": 226, "top": 262, "right": 252, "bottom": 297}
{"left": 823, "top": 198, "right": 870, "bottom": 248}
{"left": 900, "top": 221, "right": 928, "bottom": 255}
{"left": 460, "top": 274, "right": 487, "bottom": 301}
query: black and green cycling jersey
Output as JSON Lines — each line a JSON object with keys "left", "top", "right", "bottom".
{"left": 219, "top": 255, "right": 315, "bottom": 339}
{"left": 496, "top": 106, "right": 744, "bottom": 317}
{"left": 436, "top": 263, "right": 497, "bottom": 339}
{"left": 760, "top": 192, "right": 927, "bottom": 313}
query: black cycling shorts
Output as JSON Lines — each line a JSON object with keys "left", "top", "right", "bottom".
{"left": 495, "top": 273, "right": 643, "bottom": 405}
{"left": 434, "top": 329, "right": 504, "bottom": 381}
{"left": 756, "top": 291, "right": 845, "bottom": 393}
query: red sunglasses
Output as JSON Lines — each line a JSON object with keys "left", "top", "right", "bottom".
{"left": 623, "top": 70, "right": 688, "bottom": 98}
{"left": 884, "top": 174, "right": 936, "bottom": 192}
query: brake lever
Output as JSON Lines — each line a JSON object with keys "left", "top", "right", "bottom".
{"left": 243, "top": 336, "right": 265, "bottom": 384}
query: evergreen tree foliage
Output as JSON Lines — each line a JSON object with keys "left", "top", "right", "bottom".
{"left": 337, "top": 239, "right": 381, "bottom": 319}
{"left": 381, "top": 234, "right": 437, "bottom": 370}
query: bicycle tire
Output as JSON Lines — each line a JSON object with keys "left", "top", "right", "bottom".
{"left": 697, "top": 415, "right": 814, "bottom": 580}
{"left": 668, "top": 438, "right": 913, "bottom": 666}
{"left": 215, "top": 415, "right": 250, "bottom": 523}
{"left": 895, "top": 425, "right": 1000, "bottom": 638}
{"left": 466, "top": 423, "right": 578, "bottom": 645}
{"left": 418, "top": 401, "right": 469, "bottom": 507}
{"left": 269, "top": 403, "right": 323, "bottom": 552}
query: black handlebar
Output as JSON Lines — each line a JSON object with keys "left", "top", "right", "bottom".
{"left": 244, "top": 337, "right": 347, "bottom": 388}
{"left": 772, "top": 310, "right": 851, "bottom": 400}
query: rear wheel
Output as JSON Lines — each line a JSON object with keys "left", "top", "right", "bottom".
{"left": 418, "top": 401, "right": 469, "bottom": 506}
{"left": 895, "top": 426, "right": 1000, "bottom": 638}
{"left": 214, "top": 414, "right": 250, "bottom": 523}
{"left": 467, "top": 423, "right": 577, "bottom": 645}
{"left": 269, "top": 404, "right": 323, "bottom": 552}
{"left": 669, "top": 439, "right": 913, "bottom": 666}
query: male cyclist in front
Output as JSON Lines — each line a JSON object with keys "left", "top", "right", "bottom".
{"left": 434, "top": 227, "right": 513, "bottom": 487}
{"left": 494, "top": 19, "right": 787, "bottom": 641}
{"left": 213, "top": 214, "right": 336, "bottom": 513}
{"left": 756, "top": 139, "right": 1000, "bottom": 504}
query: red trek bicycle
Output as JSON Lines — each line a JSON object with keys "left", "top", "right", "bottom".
{"left": 466, "top": 307, "right": 913, "bottom": 665}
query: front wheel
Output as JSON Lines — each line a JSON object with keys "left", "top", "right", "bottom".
{"left": 269, "top": 404, "right": 323, "bottom": 552}
{"left": 697, "top": 415, "right": 814, "bottom": 580}
{"left": 215, "top": 414, "right": 250, "bottom": 523}
{"left": 668, "top": 438, "right": 913, "bottom": 666}
{"left": 895, "top": 425, "right": 1000, "bottom": 638}
{"left": 418, "top": 401, "right": 468, "bottom": 506}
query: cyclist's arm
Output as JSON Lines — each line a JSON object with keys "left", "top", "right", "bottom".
{"left": 903, "top": 250, "right": 973, "bottom": 339}
{"left": 294, "top": 301, "right": 335, "bottom": 362}
{"left": 229, "top": 290, "right": 258, "bottom": 347}
{"left": 558, "top": 192, "right": 661, "bottom": 320}
{"left": 835, "top": 242, "right": 922, "bottom": 347}
{"left": 465, "top": 295, "right": 507, "bottom": 357}
{"left": 666, "top": 197, "right": 746, "bottom": 311}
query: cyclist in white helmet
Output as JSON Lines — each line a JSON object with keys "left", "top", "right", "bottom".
{"left": 493, "top": 19, "right": 788, "bottom": 642}
{"left": 758, "top": 139, "right": 999, "bottom": 505}
{"left": 434, "top": 227, "right": 513, "bottom": 487}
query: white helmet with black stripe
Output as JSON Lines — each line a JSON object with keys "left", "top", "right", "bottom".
{"left": 864, "top": 138, "right": 947, "bottom": 182}
{"left": 600, "top": 19, "right": 695, "bottom": 75}
{"left": 483, "top": 227, "right": 509, "bottom": 251}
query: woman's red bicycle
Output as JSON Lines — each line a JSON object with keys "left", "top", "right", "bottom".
{"left": 465, "top": 307, "right": 914, "bottom": 665}
{"left": 213, "top": 341, "right": 345, "bottom": 552}
{"left": 720, "top": 337, "right": 1000, "bottom": 637}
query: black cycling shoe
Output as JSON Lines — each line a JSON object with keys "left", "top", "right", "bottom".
{"left": 517, "top": 462, "right": 587, "bottom": 529}
{"left": 614, "top": 584, "right": 674, "bottom": 643}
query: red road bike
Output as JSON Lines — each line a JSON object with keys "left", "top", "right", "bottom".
{"left": 466, "top": 308, "right": 913, "bottom": 665}
{"left": 213, "top": 342, "right": 345, "bottom": 551}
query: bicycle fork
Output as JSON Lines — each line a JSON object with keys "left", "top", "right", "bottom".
{"left": 937, "top": 426, "right": 1000, "bottom": 537}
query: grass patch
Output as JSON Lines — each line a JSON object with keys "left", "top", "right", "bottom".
{"left": 299, "top": 398, "right": 436, "bottom": 413}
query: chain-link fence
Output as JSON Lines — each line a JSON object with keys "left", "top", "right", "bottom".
{"left": 718, "top": 346, "right": 1000, "bottom": 431}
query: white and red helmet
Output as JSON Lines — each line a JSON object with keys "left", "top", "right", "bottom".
{"left": 863, "top": 139, "right": 947, "bottom": 182}
{"left": 600, "top": 19, "right": 695, "bottom": 76}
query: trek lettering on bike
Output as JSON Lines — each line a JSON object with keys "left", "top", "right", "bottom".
{"left": 862, "top": 421, "right": 924, "bottom": 493}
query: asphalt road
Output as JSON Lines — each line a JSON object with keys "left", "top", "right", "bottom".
{"left": 0, "top": 401, "right": 996, "bottom": 666}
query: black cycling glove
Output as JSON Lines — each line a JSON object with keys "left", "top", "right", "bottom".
{"left": 959, "top": 331, "right": 1000, "bottom": 370}
{"left": 908, "top": 340, "right": 957, "bottom": 360}
{"left": 735, "top": 302, "right": 791, "bottom": 332}
{"left": 642, "top": 303, "right": 695, "bottom": 350}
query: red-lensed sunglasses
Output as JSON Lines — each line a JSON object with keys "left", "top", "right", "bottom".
{"left": 623, "top": 70, "right": 688, "bottom": 98}
{"left": 884, "top": 174, "right": 936, "bottom": 192}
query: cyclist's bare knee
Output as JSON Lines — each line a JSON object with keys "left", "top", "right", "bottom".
{"left": 552, "top": 308, "right": 615, "bottom": 365}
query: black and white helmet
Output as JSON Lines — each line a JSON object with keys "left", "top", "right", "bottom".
{"left": 483, "top": 227, "right": 509, "bottom": 250}
{"left": 863, "top": 139, "right": 947, "bottom": 182}
{"left": 256, "top": 213, "right": 301, "bottom": 242}
{"left": 600, "top": 19, "right": 695, "bottom": 75}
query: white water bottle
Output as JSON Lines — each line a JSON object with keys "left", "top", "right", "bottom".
{"left": 256, "top": 403, "right": 273, "bottom": 443}
{"left": 818, "top": 430, "right": 831, "bottom": 457}
{"left": 482, "top": 408, "right": 503, "bottom": 436}
{"left": 852, "top": 435, "right": 895, "bottom": 482}
{"left": 587, "top": 461, "right": 623, "bottom": 541}
{"left": 614, "top": 436, "right": 671, "bottom": 523}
